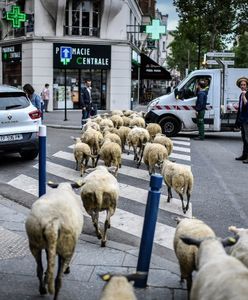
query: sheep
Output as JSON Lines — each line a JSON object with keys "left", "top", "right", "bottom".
{"left": 161, "top": 159, "right": 193, "bottom": 214}
{"left": 146, "top": 123, "right": 162, "bottom": 141}
{"left": 96, "top": 139, "right": 122, "bottom": 177}
{"left": 111, "top": 109, "right": 124, "bottom": 116}
{"left": 181, "top": 235, "right": 248, "bottom": 300}
{"left": 228, "top": 226, "right": 248, "bottom": 268}
{"left": 78, "top": 166, "right": 119, "bottom": 247}
{"left": 25, "top": 182, "right": 84, "bottom": 300}
{"left": 103, "top": 129, "right": 122, "bottom": 147}
{"left": 110, "top": 114, "right": 124, "bottom": 128}
{"left": 122, "top": 109, "right": 134, "bottom": 117}
{"left": 73, "top": 137, "right": 96, "bottom": 176}
{"left": 126, "top": 127, "right": 150, "bottom": 161}
{"left": 121, "top": 115, "right": 131, "bottom": 127}
{"left": 100, "top": 274, "right": 137, "bottom": 300}
{"left": 153, "top": 133, "right": 173, "bottom": 156}
{"left": 173, "top": 217, "right": 216, "bottom": 294}
{"left": 99, "top": 118, "right": 114, "bottom": 131}
{"left": 117, "top": 126, "right": 131, "bottom": 152}
{"left": 81, "top": 127, "right": 104, "bottom": 155}
{"left": 137, "top": 142, "right": 168, "bottom": 174}
{"left": 82, "top": 120, "right": 100, "bottom": 132}
{"left": 129, "top": 116, "right": 146, "bottom": 128}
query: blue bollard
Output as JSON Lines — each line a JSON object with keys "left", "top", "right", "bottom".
{"left": 39, "top": 125, "right": 46, "bottom": 197}
{"left": 134, "top": 174, "right": 163, "bottom": 288}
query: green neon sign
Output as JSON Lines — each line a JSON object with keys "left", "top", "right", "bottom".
{"left": 146, "top": 19, "right": 166, "bottom": 40}
{"left": 6, "top": 5, "right": 26, "bottom": 28}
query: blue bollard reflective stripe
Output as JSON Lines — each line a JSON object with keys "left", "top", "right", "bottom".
{"left": 135, "top": 174, "right": 163, "bottom": 288}
{"left": 39, "top": 125, "right": 46, "bottom": 197}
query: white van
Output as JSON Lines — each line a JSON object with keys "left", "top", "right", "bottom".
{"left": 145, "top": 68, "right": 248, "bottom": 136}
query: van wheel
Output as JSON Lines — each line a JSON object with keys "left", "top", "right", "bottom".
{"left": 20, "top": 149, "right": 39, "bottom": 160}
{"left": 159, "top": 116, "right": 181, "bottom": 137}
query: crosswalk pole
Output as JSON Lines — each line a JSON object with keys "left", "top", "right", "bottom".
{"left": 134, "top": 174, "right": 163, "bottom": 288}
{"left": 39, "top": 125, "right": 46, "bottom": 197}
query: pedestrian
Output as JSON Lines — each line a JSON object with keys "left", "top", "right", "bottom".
{"left": 235, "top": 77, "right": 248, "bottom": 163}
{"left": 194, "top": 80, "right": 208, "bottom": 140}
{"left": 80, "top": 79, "right": 92, "bottom": 126}
{"left": 41, "top": 83, "right": 50, "bottom": 112}
{"left": 23, "top": 84, "right": 43, "bottom": 118}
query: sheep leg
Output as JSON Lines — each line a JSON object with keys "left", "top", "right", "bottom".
{"left": 167, "top": 186, "right": 172, "bottom": 203}
{"left": 75, "top": 159, "right": 79, "bottom": 171}
{"left": 179, "top": 194, "right": 186, "bottom": 214}
{"left": 54, "top": 255, "right": 65, "bottom": 300}
{"left": 185, "top": 190, "right": 191, "bottom": 212}
{"left": 33, "top": 248, "right": 47, "bottom": 295}
{"left": 95, "top": 154, "right": 100, "bottom": 167}
{"left": 101, "top": 210, "right": 112, "bottom": 247}
{"left": 91, "top": 211, "right": 102, "bottom": 239}
{"left": 186, "top": 276, "right": 192, "bottom": 298}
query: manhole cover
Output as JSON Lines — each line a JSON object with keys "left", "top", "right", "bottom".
{"left": 0, "top": 226, "right": 29, "bottom": 260}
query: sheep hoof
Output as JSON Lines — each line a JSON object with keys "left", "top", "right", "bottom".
{"left": 39, "top": 286, "right": 47, "bottom": 295}
{"left": 97, "top": 233, "right": 102, "bottom": 239}
{"left": 64, "top": 266, "right": 70, "bottom": 274}
{"left": 101, "top": 240, "right": 106, "bottom": 247}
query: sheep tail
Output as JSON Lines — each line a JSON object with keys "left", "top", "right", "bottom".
{"left": 43, "top": 218, "right": 60, "bottom": 295}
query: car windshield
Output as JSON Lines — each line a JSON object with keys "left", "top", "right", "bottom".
{"left": 0, "top": 92, "right": 30, "bottom": 110}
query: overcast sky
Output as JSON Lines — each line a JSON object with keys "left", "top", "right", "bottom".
{"left": 156, "top": 0, "right": 179, "bottom": 30}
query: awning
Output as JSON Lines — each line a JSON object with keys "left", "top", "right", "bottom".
{"left": 140, "top": 53, "right": 171, "bottom": 80}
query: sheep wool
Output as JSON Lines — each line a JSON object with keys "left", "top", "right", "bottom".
{"left": 146, "top": 123, "right": 162, "bottom": 141}
{"left": 153, "top": 133, "right": 173, "bottom": 156}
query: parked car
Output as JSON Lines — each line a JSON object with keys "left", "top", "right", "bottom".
{"left": 0, "top": 85, "right": 41, "bottom": 159}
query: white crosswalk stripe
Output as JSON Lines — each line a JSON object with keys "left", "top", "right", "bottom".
{"left": 7, "top": 136, "right": 192, "bottom": 251}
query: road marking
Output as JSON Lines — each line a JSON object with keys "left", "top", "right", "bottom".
{"left": 7, "top": 174, "right": 176, "bottom": 250}
{"left": 171, "top": 140, "right": 190, "bottom": 146}
{"left": 173, "top": 145, "right": 190, "bottom": 153}
{"left": 172, "top": 137, "right": 190, "bottom": 141}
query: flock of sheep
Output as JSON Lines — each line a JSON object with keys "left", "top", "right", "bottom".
{"left": 24, "top": 109, "right": 247, "bottom": 299}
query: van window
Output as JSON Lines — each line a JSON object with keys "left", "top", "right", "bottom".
{"left": 178, "top": 76, "right": 211, "bottom": 100}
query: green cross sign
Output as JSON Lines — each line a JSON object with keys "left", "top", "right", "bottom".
{"left": 6, "top": 5, "right": 26, "bottom": 28}
{"left": 146, "top": 19, "right": 166, "bottom": 40}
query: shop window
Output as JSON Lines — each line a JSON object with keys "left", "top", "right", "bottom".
{"left": 65, "top": 0, "right": 100, "bottom": 37}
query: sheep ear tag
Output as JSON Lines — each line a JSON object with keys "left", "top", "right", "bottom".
{"left": 99, "top": 273, "right": 111, "bottom": 282}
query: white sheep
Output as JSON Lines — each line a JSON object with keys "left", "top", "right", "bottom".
{"left": 228, "top": 226, "right": 248, "bottom": 268}
{"left": 111, "top": 109, "right": 124, "bottom": 116}
{"left": 103, "top": 129, "right": 122, "bottom": 147}
{"left": 126, "top": 127, "right": 150, "bottom": 161}
{"left": 25, "top": 182, "right": 84, "bottom": 299}
{"left": 73, "top": 137, "right": 95, "bottom": 176}
{"left": 79, "top": 166, "right": 119, "bottom": 247}
{"left": 110, "top": 114, "right": 124, "bottom": 128}
{"left": 161, "top": 159, "right": 194, "bottom": 214}
{"left": 173, "top": 217, "right": 216, "bottom": 293}
{"left": 146, "top": 123, "right": 162, "bottom": 141}
{"left": 82, "top": 120, "right": 100, "bottom": 132}
{"left": 153, "top": 133, "right": 173, "bottom": 156}
{"left": 100, "top": 274, "right": 137, "bottom": 300}
{"left": 121, "top": 115, "right": 131, "bottom": 127}
{"left": 81, "top": 127, "right": 104, "bottom": 155}
{"left": 99, "top": 118, "right": 114, "bottom": 131}
{"left": 96, "top": 139, "right": 122, "bottom": 177}
{"left": 181, "top": 235, "right": 248, "bottom": 300}
{"left": 122, "top": 109, "right": 134, "bottom": 117}
{"left": 129, "top": 116, "right": 146, "bottom": 128}
{"left": 137, "top": 142, "right": 168, "bottom": 174}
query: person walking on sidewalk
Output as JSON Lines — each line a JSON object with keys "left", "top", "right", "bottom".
{"left": 194, "top": 80, "right": 208, "bottom": 140}
{"left": 23, "top": 83, "right": 43, "bottom": 118}
{"left": 235, "top": 77, "right": 248, "bottom": 163}
{"left": 41, "top": 83, "right": 50, "bottom": 112}
{"left": 80, "top": 79, "right": 92, "bottom": 126}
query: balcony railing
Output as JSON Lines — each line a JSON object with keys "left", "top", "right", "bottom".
{"left": 64, "top": 26, "right": 100, "bottom": 37}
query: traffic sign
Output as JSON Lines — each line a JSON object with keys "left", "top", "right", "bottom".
{"left": 206, "top": 59, "right": 235, "bottom": 65}
{"left": 206, "top": 52, "right": 235, "bottom": 58}
{"left": 60, "top": 46, "right": 72, "bottom": 65}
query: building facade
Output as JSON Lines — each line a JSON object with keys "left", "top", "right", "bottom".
{"left": 0, "top": 0, "right": 143, "bottom": 111}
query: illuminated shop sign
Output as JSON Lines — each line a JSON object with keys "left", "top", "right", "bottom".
{"left": 53, "top": 44, "right": 111, "bottom": 69}
{"left": 146, "top": 19, "right": 166, "bottom": 40}
{"left": 6, "top": 5, "right": 26, "bottom": 29}
{"left": 2, "top": 44, "right": 22, "bottom": 62}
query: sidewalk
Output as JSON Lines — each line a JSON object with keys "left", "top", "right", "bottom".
{"left": 0, "top": 195, "right": 187, "bottom": 300}
{"left": 42, "top": 104, "right": 148, "bottom": 130}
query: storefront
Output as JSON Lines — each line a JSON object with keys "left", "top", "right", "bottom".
{"left": 53, "top": 43, "right": 111, "bottom": 110}
{"left": 2, "top": 44, "right": 22, "bottom": 88}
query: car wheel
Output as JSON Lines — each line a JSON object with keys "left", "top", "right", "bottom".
{"left": 159, "top": 116, "right": 181, "bottom": 137}
{"left": 20, "top": 149, "right": 39, "bottom": 160}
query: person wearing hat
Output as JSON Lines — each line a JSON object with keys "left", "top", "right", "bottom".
{"left": 235, "top": 77, "right": 248, "bottom": 163}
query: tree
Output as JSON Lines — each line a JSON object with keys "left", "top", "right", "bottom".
{"left": 234, "top": 34, "right": 248, "bottom": 67}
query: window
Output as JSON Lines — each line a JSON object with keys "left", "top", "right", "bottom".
{"left": 65, "top": 0, "right": 100, "bottom": 37}
{"left": 179, "top": 76, "right": 211, "bottom": 100}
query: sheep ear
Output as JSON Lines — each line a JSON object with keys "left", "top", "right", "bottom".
{"left": 107, "top": 166, "right": 116, "bottom": 175}
{"left": 71, "top": 180, "right": 84, "bottom": 188}
{"left": 47, "top": 181, "right": 59, "bottom": 188}
{"left": 228, "top": 226, "right": 238, "bottom": 233}
{"left": 174, "top": 216, "right": 182, "bottom": 224}
{"left": 99, "top": 273, "right": 112, "bottom": 282}
{"left": 70, "top": 136, "right": 76, "bottom": 141}
{"left": 221, "top": 236, "right": 239, "bottom": 247}
{"left": 180, "top": 236, "right": 202, "bottom": 247}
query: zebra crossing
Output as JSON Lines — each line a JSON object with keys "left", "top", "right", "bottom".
{"left": 7, "top": 137, "right": 192, "bottom": 251}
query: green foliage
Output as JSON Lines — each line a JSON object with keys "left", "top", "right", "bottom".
{"left": 234, "top": 34, "right": 248, "bottom": 68}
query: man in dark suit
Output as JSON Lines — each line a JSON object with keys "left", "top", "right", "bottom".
{"left": 81, "top": 79, "right": 92, "bottom": 126}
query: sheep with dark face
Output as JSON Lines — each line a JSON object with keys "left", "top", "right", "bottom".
{"left": 25, "top": 182, "right": 84, "bottom": 300}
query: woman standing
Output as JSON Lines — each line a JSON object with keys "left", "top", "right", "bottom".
{"left": 23, "top": 84, "right": 43, "bottom": 117}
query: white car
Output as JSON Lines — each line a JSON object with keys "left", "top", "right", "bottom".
{"left": 0, "top": 85, "right": 42, "bottom": 160}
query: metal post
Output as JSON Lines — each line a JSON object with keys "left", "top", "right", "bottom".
{"left": 134, "top": 174, "right": 163, "bottom": 288}
{"left": 64, "top": 68, "right": 68, "bottom": 121}
{"left": 39, "top": 125, "right": 46, "bottom": 197}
